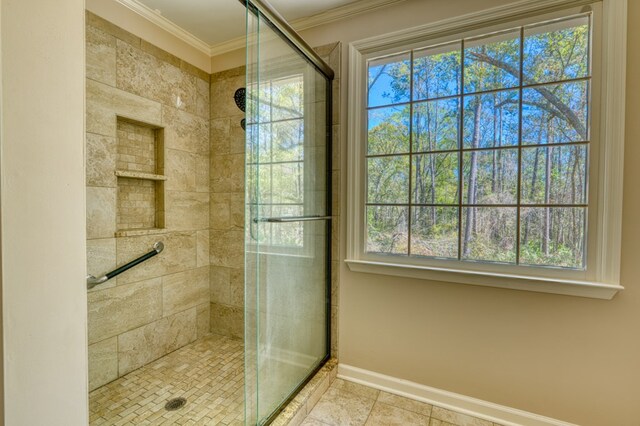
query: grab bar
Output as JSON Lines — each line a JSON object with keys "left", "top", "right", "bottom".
{"left": 253, "top": 215, "right": 332, "bottom": 223}
{"left": 87, "top": 241, "right": 164, "bottom": 289}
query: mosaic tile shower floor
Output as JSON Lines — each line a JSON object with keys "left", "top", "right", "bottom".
{"left": 89, "top": 334, "right": 244, "bottom": 426}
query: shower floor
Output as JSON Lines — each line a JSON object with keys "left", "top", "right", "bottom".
{"left": 89, "top": 334, "right": 244, "bottom": 425}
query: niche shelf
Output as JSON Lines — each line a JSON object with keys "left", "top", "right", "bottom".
{"left": 115, "top": 117, "right": 166, "bottom": 237}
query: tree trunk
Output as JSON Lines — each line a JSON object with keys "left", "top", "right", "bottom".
{"left": 463, "top": 99, "right": 482, "bottom": 257}
{"left": 543, "top": 124, "right": 553, "bottom": 256}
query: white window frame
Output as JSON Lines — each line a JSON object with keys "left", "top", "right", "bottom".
{"left": 346, "top": 0, "right": 627, "bottom": 299}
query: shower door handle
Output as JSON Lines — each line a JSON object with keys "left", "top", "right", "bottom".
{"left": 253, "top": 215, "right": 332, "bottom": 223}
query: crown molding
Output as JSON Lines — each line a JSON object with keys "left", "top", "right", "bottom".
{"left": 117, "top": 0, "right": 408, "bottom": 58}
{"left": 291, "top": 0, "right": 408, "bottom": 33}
{"left": 210, "top": 0, "right": 408, "bottom": 56}
{"left": 115, "top": 0, "right": 211, "bottom": 55}
{"left": 210, "top": 36, "right": 246, "bottom": 57}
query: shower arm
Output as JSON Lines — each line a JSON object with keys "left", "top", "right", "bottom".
{"left": 86, "top": 242, "right": 164, "bottom": 290}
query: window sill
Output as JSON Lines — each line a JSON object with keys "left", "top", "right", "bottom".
{"left": 344, "top": 259, "right": 623, "bottom": 300}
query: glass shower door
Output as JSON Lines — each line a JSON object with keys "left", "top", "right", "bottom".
{"left": 244, "top": 2, "right": 332, "bottom": 424}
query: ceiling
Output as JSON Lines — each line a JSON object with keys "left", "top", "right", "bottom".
{"left": 136, "top": 0, "right": 363, "bottom": 46}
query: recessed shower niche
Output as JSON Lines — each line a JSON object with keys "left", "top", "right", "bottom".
{"left": 115, "top": 117, "right": 166, "bottom": 236}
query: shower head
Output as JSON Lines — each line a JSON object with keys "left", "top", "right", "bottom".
{"left": 234, "top": 88, "right": 246, "bottom": 112}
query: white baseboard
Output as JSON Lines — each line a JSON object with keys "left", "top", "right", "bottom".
{"left": 338, "top": 364, "right": 577, "bottom": 426}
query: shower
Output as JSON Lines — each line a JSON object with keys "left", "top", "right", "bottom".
{"left": 84, "top": 0, "right": 333, "bottom": 424}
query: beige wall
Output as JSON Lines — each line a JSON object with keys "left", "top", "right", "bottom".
{"left": 85, "top": 13, "right": 211, "bottom": 391}
{"left": 1, "top": 0, "right": 88, "bottom": 424}
{"left": 213, "top": 0, "right": 640, "bottom": 424}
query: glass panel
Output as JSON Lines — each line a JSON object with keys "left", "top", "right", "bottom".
{"left": 368, "top": 52, "right": 411, "bottom": 107}
{"left": 520, "top": 207, "right": 586, "bottom": 268}
{"left": 270, "top": 205, "right": 304, "bottom": 247}
{"left": 521, "top": 145, "right": 588, "bottom": 205}
{"left": 461, "top": 207, "right": 517, "bottom": 263}
{"left": 368, "top": 105, "right": 410, "bottom": 155}
{"left": 411, "top": 153, "right": 459, "bottom": 204}
{"left": 412, "top": 98, "right": 459, "bottom": 152}
{"left": 245, "top": 8, "right": 329, "bottom": 424}
{"left": 413, "top": 42, "right": 461, "bottom": 100}
{"left": 270, "top": 75, "right": 304, "bottom": 120}
{"left": 367, "top": 156, "right": 410, "bottom": 204}
{"left": 464, "top": 30, "right": 521, "bottom": 93}
{"left": 272, "top": 120, "right": 304, "bottom": 162}
{"left": 366, "top": 205, "right": 409, "bottom": 255}
{"left": 462, "top": 148, "right": 518, "bottom": 204}
{"left": 463, "top": 90, "right": 519, "bottom": 149}
{"left": 410, "top": 207, "right": 459, "bottom": 258}
{"left": 271, "top": 162, "right": 303, "bottom": 204}
{"left": 524, "top": 15, "right": 590, "bottom": 84}
{"left": 522, "top": 81, "right": 589, "bottom": 144}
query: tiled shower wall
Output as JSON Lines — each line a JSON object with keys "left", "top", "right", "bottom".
{"left": 209, "top": 66, "right": 247, "bottom": 339}
{"left": 208, "top": 43, "right": 342, "bottom": 357}
{"left": 85, "top": 12, "right": 211, "bottom": 391}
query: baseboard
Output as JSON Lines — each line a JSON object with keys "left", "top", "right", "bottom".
{"left": 337, "top": 364, "right": 577, "bottom": 426}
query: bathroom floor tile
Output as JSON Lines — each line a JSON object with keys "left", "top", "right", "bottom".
{"left": 365, "top": 401, "right": 430, "bottom": 425}
{"left": 302, "top": 379, "right": 500, "bottom": 426}
{"left": 307, "top": 387, "right": 376, "bottom": 425}
{"left": 89, "top": 334, "right": 244, "bottom": 425}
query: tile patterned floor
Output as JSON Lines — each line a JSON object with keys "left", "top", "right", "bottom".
{"left": 302, "top": 379, "right": 505, "bottom": 426}
{"left": 89, "top": 334, "right": 244, "bottom": 426}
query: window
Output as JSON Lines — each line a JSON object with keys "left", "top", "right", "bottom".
{"left": 248, "top": 75, "right": 307, "bottom": 250}
{"left": 347, "top": 1, "right": 627, "bottom": 299}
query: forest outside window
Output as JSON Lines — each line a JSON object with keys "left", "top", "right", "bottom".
{"left": 348, "top": 1, "right": 627, "bottom": 298}
{"left": 247, "top": 74, "right": 306, "bottom": 251}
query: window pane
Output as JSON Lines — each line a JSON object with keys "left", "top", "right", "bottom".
{"left": 461, "top": 207, "right": 517, "bottom": 263}
{"left": 412, "top": 153, "right": 459, "bottom": 204}
{"left": 524, "top": 16, "right": 590, "bottom": 84}
{"left": 463, "top": 90, "right": 519, "bottom": 149}
{"left": 522, "top": 81, "right": 589, "bottom": 144}
{"left": 270, "top": 75, "right": 304, "bottom": 121}
{"left": 413, "top": 98, "right": 459, "bottom": 152}
{"left": 368, "top": 105, "right": 410, "bottom": 155}
{"left": 246, "top": 123, "right": 271, "bottom": 164}
{"left": 463, "top": 148, "right": 518, "bottom": 204}
{"left": 413, "top": 42, "right": 461, "bottom": 100}
{"left": 272, "top": 162, "right": 303, "bottom": 204}
{"left": 520, "top": 207, "right": 586, "bottom": 269}
{"left": 521, "top": 145, "right": 588, "bottom": 205}
{"left": 464, "top": 30, "right": 521, "bottom": 93}
{"left": 366, "top": 206, "right": 408, "bottom": 255}
{"left": 367, "top": 156, "right": 410, "bottom": 204}
{"left": 411, "top": 207, "right": 459, "bottom": 259}
{"left": 368, "top": 53, "right": 411, "bottom": 107}
{"left": 257, "top": 164, "right": 272, "bottom": 204}
{"left": 272, "top": 120, "right": 303, "bottom": 162}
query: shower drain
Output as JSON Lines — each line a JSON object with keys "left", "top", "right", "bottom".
{"left": 164, "top": 397, "right": 187, "bottom": 411}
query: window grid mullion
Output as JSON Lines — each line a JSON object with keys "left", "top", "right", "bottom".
{"left": 408, "top": 50, "right": 415, "bottom": 256}
{"left": 516, "top": 26, "right": 525, "bottom": 266}
{"left": 458, "top": 39, "right": 465, "bottom": 261}
{"left": 364, "top": 140, "right": 590, "bottom": 159}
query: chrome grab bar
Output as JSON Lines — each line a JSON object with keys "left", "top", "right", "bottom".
{"left": 87, "top": 242, "right": 164, "bottom": 290}
{"left": 253, "top": 215, "right": 332, "bottom": 223}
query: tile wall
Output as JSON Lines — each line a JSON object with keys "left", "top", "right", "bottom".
{"left": 85, "top": 12, "right": 210, "bottom": 391}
